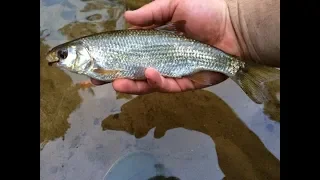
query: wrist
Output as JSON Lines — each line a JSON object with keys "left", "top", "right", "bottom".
{"left": 208, "top": 0, "right": 241, "bottom": 58}
{"left": 225, "top": 0, "right": 280, "bottom": 67}
{"left": 225, "top": 0, "right": 251, "bottom": 61}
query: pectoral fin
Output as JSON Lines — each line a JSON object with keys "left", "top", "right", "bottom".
{"left": 75, "top": 80, "right": 95, "bottom": 96}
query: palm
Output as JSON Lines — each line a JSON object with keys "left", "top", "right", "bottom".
{"left": 91, "top": 0, "right": 241, "bottom": 94}
{"left": 171, "top": 0, "right": 240, "bottom": 56}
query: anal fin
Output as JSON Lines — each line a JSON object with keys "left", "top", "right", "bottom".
{"left": 187, "top": 71, "right": 214, "bottom": 86}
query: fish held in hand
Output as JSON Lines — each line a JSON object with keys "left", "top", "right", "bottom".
{"left": 46, "top": 21, "right": 280, "bottom": 104}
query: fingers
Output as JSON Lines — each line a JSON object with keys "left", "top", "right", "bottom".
{"left": 145, "top": 68, "right": 194, "bottom": 92}
{"left": 90, "top": 66, "right": 227, "bottom": 95}
{"left": 111, "top": 68, "right": 163, "bottom": 94}
{"left": 112, "top": 68, "right": 193, "bottom": 94}
{"left": 144, "top": 68, "right": 164, "bottom": 89}
{"left": 112, "top": 79, "right": 155, "bottom": 95}
{"left": 124, "top": 0, "right": 178, "bottom": 27}
{"left": 91, "top": 68, "right": 227, "bottom": 95}
{"left": 145, "top": 68, "right": 227, "bottom": 92}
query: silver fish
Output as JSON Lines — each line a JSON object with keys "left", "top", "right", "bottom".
{"left": 46, "top": 22, "right": 280, "bottom": 104}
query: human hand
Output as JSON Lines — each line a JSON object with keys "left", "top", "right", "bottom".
{"left": 91, "top": 0, "right": 241, "bottom": 94}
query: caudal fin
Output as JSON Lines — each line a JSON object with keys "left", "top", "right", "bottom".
{"left": 231, "top": 63, "right": 280, "bottom": 104}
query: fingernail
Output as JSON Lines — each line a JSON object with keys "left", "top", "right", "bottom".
{"left": 147, "top": 78, "right": 157, "bottom": 86}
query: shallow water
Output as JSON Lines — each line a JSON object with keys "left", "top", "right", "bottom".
{"left": 40, "top": 0, "right": 280, "bottom": 179}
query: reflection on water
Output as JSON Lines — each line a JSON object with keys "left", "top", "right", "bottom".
{"left": 40, "top": 38, "right": 82, "bottom": 147}
{"left": 58, "top": 1, "right": 125, "bottom": 40}
{"left": 102, "top": 90, "right": 280, "bottom": 180}
{"left": 116, "top": 92, "right": 134, "bottom": 100}
{"left": 86, "top": 13, "right": 102, "bottom": 21}
{"left": 59, "top": 19, "right": 116, "bottom": 39}
{"left": 123, "top": 0, "right": 152, "bottom": 10}
{"left": 40, "top": 0, "right": 129, "bottom": 148}
{"left": 40, "top": 0, "right": 279, "bottom": 179}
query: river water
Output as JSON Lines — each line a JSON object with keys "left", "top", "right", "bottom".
{"left": 40, "top": 0, "right": 280, "bottom": 179}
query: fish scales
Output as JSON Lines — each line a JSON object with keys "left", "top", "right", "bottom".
{"left": 78, "top": 30, "right": 243, "bottom": 80}
{"left": 46, "top": 27, "right": 280, "bottom": 104}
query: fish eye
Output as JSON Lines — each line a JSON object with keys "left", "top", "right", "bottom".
{"left": 57, "top": 49, "right": 68, "bottom": 59}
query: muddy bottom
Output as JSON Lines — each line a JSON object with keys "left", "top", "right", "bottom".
{"left": 40, "top": 0, "right": 129, "bottom": 147}
{"left": 102, "top": 90, "right": 280, "bottom": 180}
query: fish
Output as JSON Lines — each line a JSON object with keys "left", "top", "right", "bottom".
{"left": 46, "top": 21, "right": 280, "bottom": 104}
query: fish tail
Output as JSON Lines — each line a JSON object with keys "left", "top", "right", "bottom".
{"left": 231, "top": 62, "right": 280, "bottom": 104}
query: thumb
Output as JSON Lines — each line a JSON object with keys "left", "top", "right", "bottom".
{"left": 145, "top": 68, "right": 164, "bottom": 89}
{"left": 124, "top": 0, "right": 178, "bottom": 27}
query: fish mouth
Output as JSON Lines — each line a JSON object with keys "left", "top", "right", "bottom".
{"left": 46, "top": 52, "right": 60, "bottom": 66}
{"left": 48, "top": 60, "right": 59, "bottom": 66}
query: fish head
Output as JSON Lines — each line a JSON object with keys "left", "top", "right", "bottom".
{"left": 46, "top": 42, "right": 92, "bottom": 73}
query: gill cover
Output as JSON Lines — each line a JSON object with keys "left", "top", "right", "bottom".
{"left": 58, "top": 44, "right": 93, "bottom": 73}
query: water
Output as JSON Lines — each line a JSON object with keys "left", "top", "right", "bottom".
{"left": 40, "top": 0, "right": 280, "bottom": 179}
